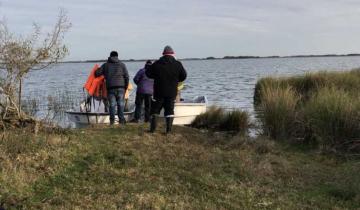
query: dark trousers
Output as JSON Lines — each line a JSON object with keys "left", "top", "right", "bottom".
{"left": 150, "top": 97, "right": 175, "bottom": 117}
{"left": 134, "top": 93, "right": 152, "bottom": 121}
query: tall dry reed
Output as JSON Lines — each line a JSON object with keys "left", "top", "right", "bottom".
{"left": 304, "top": 87, "right": 360, "bottom": 151}
{"left": 258, "top": 85, "right": 300, "bottom": 140}
{"left": 254, "top": 69, "right": 360, "bottom": 152}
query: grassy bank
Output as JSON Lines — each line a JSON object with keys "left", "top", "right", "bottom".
{"left": 254, "top": 69, "right": 360, "bottom": 152}
{"left": 1, "top": 125, "right": 359, "bottom": 209}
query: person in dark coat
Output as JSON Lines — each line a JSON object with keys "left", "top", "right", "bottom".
{"left": 145, "top": 46, "right": 187, "bottom": 133}
{"left": 95, "top": 51, "right": 129, "bottom": 125}
{"left": 132, "top": 60, "right": 154, "bottom": 123}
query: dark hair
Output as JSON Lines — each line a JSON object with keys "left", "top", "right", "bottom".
{"left": 146, "top": 60, "right": 152, "bottom": 65}
{"left": 110, "top": 51, "right": 118, "bottom": 57}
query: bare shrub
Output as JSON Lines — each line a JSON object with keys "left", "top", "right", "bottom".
{"left": 0, "top": 9, "right": 71, "bottom": 123}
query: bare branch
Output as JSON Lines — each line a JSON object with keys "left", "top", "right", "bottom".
{"left": 0, "top": 8, "right": 71, "bottom": 120}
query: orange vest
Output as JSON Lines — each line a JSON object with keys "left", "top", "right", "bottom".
{"left": 125, "top": 83, "right": 133, "bottom": 99}
{"left": 84, "top": 64, "right": 107, "bottom": 98}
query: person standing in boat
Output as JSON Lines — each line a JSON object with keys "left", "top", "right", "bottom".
{"left": 95, "top": 51, "right": 129, "bottom": 125}
{"left": 145, "top": 46, "right": 187, "bottom": 133}
{"left": 132, "top": 60, "right": 154, "bottom": 123}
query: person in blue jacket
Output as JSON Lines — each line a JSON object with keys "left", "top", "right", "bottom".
{"left": 95, "top": 51, "right": 129, "bottom": 125}
{"left": 132, "top": 60, "right": 154, "bottom": 122}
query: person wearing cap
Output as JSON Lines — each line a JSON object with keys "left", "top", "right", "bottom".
{"left": 131, "top": 60, "right": 154, "bottom": 123}
{"left": 95, "top": 51, "right": 129, "bottom": 125}
{"left": 145, "top": 46, "right": 187, "bottom": 133}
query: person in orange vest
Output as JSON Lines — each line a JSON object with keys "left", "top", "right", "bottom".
{"left": 95, "top": 51, "right": 129, "bottom": 125}
{"left": 83, "top": 64, "right": 109, "bottom": 112}
{"left": 124, "top": 83, "right": 133, "bottom": 112}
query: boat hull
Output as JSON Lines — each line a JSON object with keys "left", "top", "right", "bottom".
{"left": 66, "top": 111, "right": 133, "bottom": 125}
{"left": 158, "top": 102, "right": 207, "bottom": 125}
{"left": 66, "top": 96, "right": 207, "bottom": 125}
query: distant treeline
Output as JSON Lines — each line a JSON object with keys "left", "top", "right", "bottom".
{"left": 222, "top": 56, "right": 280, "bottom": 59}
{"left": 62, "top": 53, "right": 360, "bottom": 63}
{"left": 284, "top": 53, "right": 360, "bottom": 58}
{"left": 222, "top": 53, "right": 360, "bottom": 59}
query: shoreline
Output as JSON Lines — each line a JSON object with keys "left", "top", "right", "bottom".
{"left": 61, "top": 54, "right": 360, "bottom": 63}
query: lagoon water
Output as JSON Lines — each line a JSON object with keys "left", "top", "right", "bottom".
{"left": 24, "top": 56, "right": 360, "bottom": 119}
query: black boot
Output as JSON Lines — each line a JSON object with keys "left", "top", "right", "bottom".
{"left": 149, "top": 115, "right": 157, "bottom": 133}
{"left": 166, "top": 117, "right": 174, "bottom": 134}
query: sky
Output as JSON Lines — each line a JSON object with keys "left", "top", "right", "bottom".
{"left": 1, "top": 0, "right": 360, "bottom": 60}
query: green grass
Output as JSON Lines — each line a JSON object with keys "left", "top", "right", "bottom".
{"left": 1, "top": 125, "right": 359, "bottom": 209}
{"left": 191, "top": 107, "right": 249, "bottom": 134}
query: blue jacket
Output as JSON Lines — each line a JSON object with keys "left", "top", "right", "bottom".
{"left": 133, "top": 68, "right": 154, "bottom": 95}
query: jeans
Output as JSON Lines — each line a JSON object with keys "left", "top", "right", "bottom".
{"left": 134, "top": 93, "right": 152, "bottom": 122}
{"left": 108, "top": 88, "right": 126, "bottom": 124}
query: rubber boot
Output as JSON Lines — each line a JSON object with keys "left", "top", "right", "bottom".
{"left": 165, "top": 117, "right": 174, "bottom": 134}
{"left": 149, "top": 115, "right": 157, "bottom": 133}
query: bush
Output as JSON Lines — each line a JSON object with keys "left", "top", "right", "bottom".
{"left": 258, "top": 85, "right": 300, "bottom": 140}
{"left": 191, "top": 106, "right": 225, "bottom": 129}
{"left": 191, "top": 106, "right": 249, "bottom": 134}
{"left": 254, "top": 70, "right": 360, "bottom": 106}
{"left": 304, "top": 87, "right": 360, "bottom": 151}
{"left": 254, "top": 69, "right": 360, "bottom": 152}
{"left": 219, "top": 110, "right": 249, "bottom": 134}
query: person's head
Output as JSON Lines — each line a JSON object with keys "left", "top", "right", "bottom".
{"left": 145, "top": 60, "right": 152, "bottom": 67}
{"left": 110, "top": 51, "right": 118, "bottom": 57}
{"left": 162, "top": 45, "right": 175, "bottom": 56}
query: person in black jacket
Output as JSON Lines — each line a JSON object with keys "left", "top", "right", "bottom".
{"left": 146, "top": 46, "right": 187, "bottom": 133}
{"left": 95, "top": 51, "right": 129, "bottom": 125}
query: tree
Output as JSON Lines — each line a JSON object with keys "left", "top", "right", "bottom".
{"left": 0, "top": 9, "right": 71, "bottom": 121}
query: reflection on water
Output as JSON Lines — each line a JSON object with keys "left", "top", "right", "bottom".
{"left": 24, "top": 56, "right": 360, "bottom": 125}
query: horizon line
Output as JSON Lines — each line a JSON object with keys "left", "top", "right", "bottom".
{"left": 62, "top": 53, "right": 360, "bottom": 63}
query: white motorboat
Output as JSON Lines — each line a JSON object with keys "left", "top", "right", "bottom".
{"left": 66, "top": 96, "right": 207, "bottom": 125}
{"left": 66, "top": 99, "right": 134, "bottom": 125}
{"left": 158, "top": 96, "right": 207, "bottom": 125}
